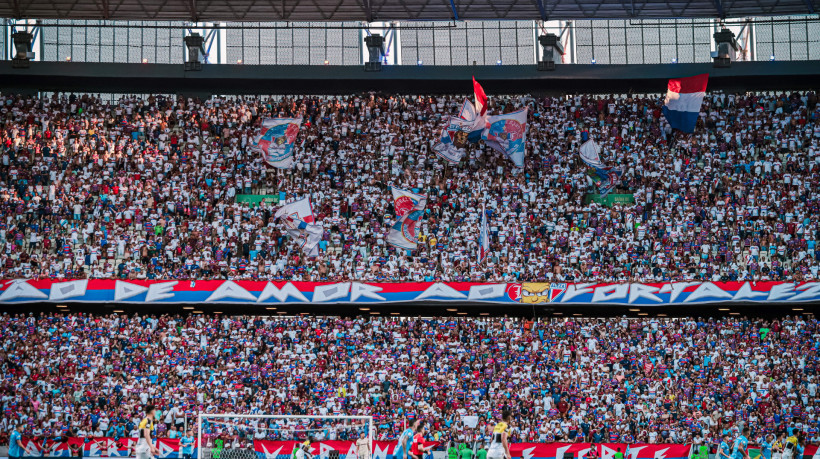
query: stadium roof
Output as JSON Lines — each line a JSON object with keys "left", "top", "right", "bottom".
{"left": 2, "top": 0, "right": 818, "bottom": 22}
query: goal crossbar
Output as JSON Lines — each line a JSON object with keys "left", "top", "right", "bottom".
{"left": 197, "top": 414, "right": 374, "bottom": 459}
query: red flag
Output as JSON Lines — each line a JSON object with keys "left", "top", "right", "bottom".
{"left": 473, "top": 76, "right": 487, "bottom": 116}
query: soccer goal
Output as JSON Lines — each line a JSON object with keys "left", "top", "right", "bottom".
{"left": 196, "top": 414, "right": 374, "bottom": 459}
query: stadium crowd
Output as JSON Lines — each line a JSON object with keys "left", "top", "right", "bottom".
{"left": 1, "top": 313, "right": 819, "bottom": 449}
{"left": 0, "top": 90, "right": 819, "bottom": 282}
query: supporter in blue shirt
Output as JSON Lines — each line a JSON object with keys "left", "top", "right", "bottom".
{"left": 180, "top": 430, "right": 195, "bottom": 459}
{"left": 9, "top": 424, "right": 32, "bottom": 459}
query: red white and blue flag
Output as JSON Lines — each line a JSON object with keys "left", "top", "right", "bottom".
{"left": 275, "top": 196, "right": 321, "bottom": 255}
{"left": 391, "top": 187, "right": 427, "bottom": 217}
{"left": 478, "top": 204, "right": 489, "bottom": 263}
{"left": 282, "top": 216, "right": 323, "bottom": 255}
{"left": 387, "top": 188, "right": 427, "bottom": 251}
{"left": 252, "top": 117, "right": 303, "bottom": 169}
{"left": 433, "top": 99, "right": 476, "bottom": 164}
{"left": 662, "top": 73, "right": 708, "bottom": 133}
{"left": 482, "top": 108, "right": 528, "bottom": 168}
{"left": 274, "top": 196, "right": 315, "bottom": 224}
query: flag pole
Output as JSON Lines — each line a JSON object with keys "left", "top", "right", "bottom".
{"left": 478, "top": 185, "right": 487, "bottom": 267}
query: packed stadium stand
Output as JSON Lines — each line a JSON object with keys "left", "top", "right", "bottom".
{"left": 2, "top": 1, "right": 820, "bottom": 458}
{"left": 0, "top": 90, "right": 818, "bottom": 283}
{"left": 1, "top": 314, "right": 818, "bottom": 446}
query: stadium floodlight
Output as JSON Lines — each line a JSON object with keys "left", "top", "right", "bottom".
{"left": 713, "top": 28, "right": 739, "bottom": 68}
{"left": 537, "top": 33, "right": 564, "bottom": 71}
{"left": 364, "top": 34, "right": 385, "bottom": 72}
{"left": 11, "top": 31, "right": 34, "bottom": 69}
{"left": 184, "top": 33, "right": 206, "bottom": 71}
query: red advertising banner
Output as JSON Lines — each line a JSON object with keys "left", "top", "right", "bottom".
{"left": 16, "top": 439, "right": 815, "bottom": 459}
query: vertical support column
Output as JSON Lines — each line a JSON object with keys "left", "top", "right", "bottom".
{"left": 36, "top": 20, "right": 44, "bottom": 62}
{"left": 216, "top": 23, "right": 222, "bottom": 64}
{"left": 359, "top": 26, "right": 365, "bottom": 64}
{"left": 392, "top": 22, "right": 399, "bottom": 65}
{"left": 568, "top": 20, "right": 576, "bottom": 64}
{"left": 747, "top": 18, "right": 755, "bottom": 61}
{"left": 3, "top": 19, "right": 8, "bottom": 61}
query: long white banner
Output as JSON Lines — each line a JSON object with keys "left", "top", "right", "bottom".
{"left": 0, "top": 280, "right": 818, "bottom": 305}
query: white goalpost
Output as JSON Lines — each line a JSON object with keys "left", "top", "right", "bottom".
{"left": 196, "top": 414, "right": 375, "bottom": 459}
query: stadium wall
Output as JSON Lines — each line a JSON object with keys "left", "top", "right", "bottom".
{"left": 1, "top": 60, "right": 820, "bottom": 95}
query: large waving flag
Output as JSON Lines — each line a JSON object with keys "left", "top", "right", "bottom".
{"left": 276, "top": 196, "right": 321, "bottom": 255}
{"left": 275, "top": 196, "right": 315, "bottom": 223}
{"left": 432, "top": 79, "right": 488, "bottom": 164}
{"left": 433, "top": 98, "right": 484, "bottom": 164}
{"left": 391, "top": 187, "right": 427, "bottom": 217}
{"left": 282, "top": 216, "right": 323, "bottom": 255}
{"left": 662, "top": 73, "right": 708, "bottom": 133}
{"left": 253, "top": 117, "right": 303, "bottom": 169}
{"left": 432, "top": 136, "right": 465, "bottom": 164}
{"left": 387, "top": 189, "right": 427, "bottom": 251}
{"left": 387, "top": 208, "right": 425, "bottom": 251}
{"left": 588, "top": 166, "right": 623, "bottom": 196}
{"left": 578, "top": 130, "right": 605, "bottom": 168}
{"left": 433, "top": 109, "right": 473, "bottom": 164}
{"left": 482, "top": 108, "right": 528, "bottom": 168}
{"left": 478, "top": 205, "right": 489, "bottom": 263}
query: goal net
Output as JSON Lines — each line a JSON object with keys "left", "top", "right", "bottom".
{"left": 196, "top": 415, "right": 374, "bottom": 459}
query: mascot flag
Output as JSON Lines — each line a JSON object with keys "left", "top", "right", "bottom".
{"left": 433, "top": 99, "right": 480, "bottom": 164}
{"left": 253, "top": 117, "right": 303, "bottom": 169}
{"left": 275, "top": 197, "right": 322, "bottom": 255}
{"left": 588, "top": 166, "right": 623, "bottom": 196}
{"left": 482, "top": 108, "right": 528, "bottom": 168}
{"left": 391, "top": 187, "right": 427, "bottom": 217}
{"left": 662, "top": 73, "right": 708, "bottom": 133}
{"left": 578, "top": 130, "right": 605, "bottom": 168}
{"left": 388, "top": 187, "right": 427, "bottom": 250}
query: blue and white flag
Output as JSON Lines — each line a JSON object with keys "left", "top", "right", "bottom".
{"left": 579, "top": 137, "right": 605, "bottom": 168}
{"left": 588, "top": 166, "right": 623, "bottom": 197}
{"left": 482, "top": 108, "right": 528, "bottom": 168}
{"left": 276, "top": 196, "right": 320, "bottom": 255}
{"left": 662, "top": 73, "right": 708, "bottom": 133}
{"left": 281, "top": 216, "right": 323, "bottom": 255}
{"left": 252, "top": 117, "right": 303, "bottom": 169}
